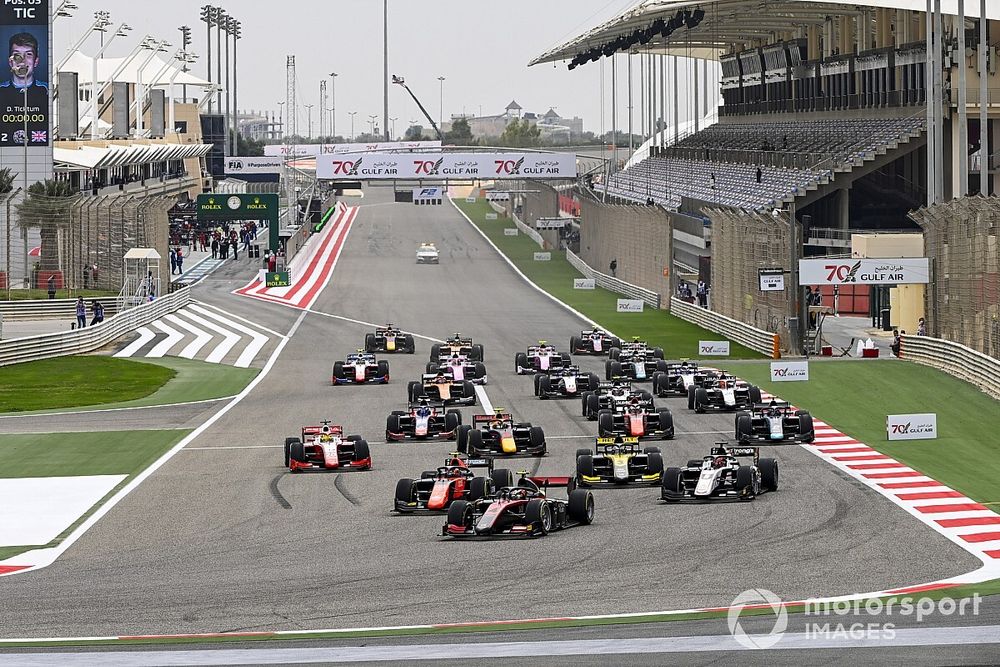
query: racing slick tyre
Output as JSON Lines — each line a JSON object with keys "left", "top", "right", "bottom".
{"left": 528, "top": 426, "right": 546, "bottom": 454}
{"left": 407, "top": 381, "right": 422, "bottom": 403}
{"left": 759, "top": 458, "right": 779, "bottom": 492}
{"left": 289, "top": 440, "right": 306, "bottom": 466}
{"left": 798, "top": 413, "right": 815, "bottom": 443}
{"left": 585, "top": 392, "right": 600, "bottom": 418}
{"left": 469, "top": 476, "right": 490, "bottom": 502}
{"left": 646, "top": 452, "right": 664, "bottom": 480}
{"left": 394, "top": 478, "right": 415, "bottom": 507}
{"left": 748, "top": 386, "right": 763, "bottom": 405}
{"left": 686, "top": 459, "right": 703, "bottom": 468}
{"left": 445, "top": 410, "right": 461, "bottom": 435}
{"left": 570, "top": 336, "right": 581, "bottom": 353}
{"left": 456, "top": 425, "right": 472, "bottom": 453}
{"left": 421, "top": 470, "right": 436, "bottom": 479}
{"left": 643, "top": 446, "right": 662, "bottom": 454}
{"left": 736, "top": 414, "right": 753, "bottom": 443}
{"left": 446, "top": 500, "right": 473, "bottom": 532}
{"left": 568, "top": 489, "right": 596, "bottom": 524}
{"left": 652, "top": 347, "right": 665, "bottom": 359}
{"left": 608, "top": 347, "right": 621, "bottom": 361}
{"left": 471, "top": 344, "right": 485, "bottom": 362}
{"left": 515, "top": 352, "right": 528, "bottom": 373}
{"left": 575, "top": 448, "right": 592, "bottom": 458}
{"left": 425, "top": 362, "right": 438, "bottom": 374}
{"left": 377, "top": 360, "right": 390, "bottom": 380}
{"left": 391, "top": 410, "right": 406, "bottom": 416}
{"left": 352, "top": 439, "right": 371, "bottom": 468}
{"left": 652, "top": 372, "right": 668, "bottom": 396}
{"left": 656, "top": 360, "right": 669, "bottom": 374}
{"left": 536, "top": 374, "right": 551, "bottom": 397}
{"left": 332, "top": 361, "right": 345, "bottom": 383}
{"left": 525, "top": 499, "right": 552, "bottom": 535}
{"left": 491, "top": 468, "right": 514, "bottom": 490}
{"left": 661, "top": 467, "right": 683, "bottom": 501}
{"left": 657, "top": 409, "right": 674, "bottom": 438}
{"left": 474, "top": 362, "right": 487, "bottom": 381}
{"left": 587, "top": 373, "right": 600, "bottom": 391}
{"left": 466, "top": 428, "right": 483, "bottom": 455}
{"left": 404, "top": 336, "right": 416, "bottom": 354}
{"left": 736, "top": 465, "right": 758, "bottom": 498}
{"left": 694, "top": 388, "right": 709, "bottom": 414}
{"left": 386, "top": 414, "right": 401, "bottom": 437}
{"left": 462, "top": 381, "right": 476, "bottom": 403}
{"left": 639, "top": 389, "right": 653, "bottom": 402}
{"left": 576, "top": 454, "right": 595, "bottom": 481}
{"left": 597, "top": 410, "right": 614, "bottom": 437}
{"left": 346, "top": 435, "right": 361, "bottom": 442}
{"left": 687, "top": 385, "right": 697, "bottom": 410}
{"left": 580, "top": 391, "right": 592, "bottom": 416}
{"left": 284, "top": 437, "right": 297, "bottom": 467}
{"left": 365, "top": 333, "right": 377, "bottom": 352}
{"left": 606, "top": 360, "right": 623, "bottom": 381}
{"left": 430, "top": 344, "right": 441, "bottom": 361}
{"left": 609, "top": 337, "right": 622, "bottom": 351}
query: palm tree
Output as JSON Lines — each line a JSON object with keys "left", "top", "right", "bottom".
{"left": 16, "top": 179, "right": 79, "bottom": 273}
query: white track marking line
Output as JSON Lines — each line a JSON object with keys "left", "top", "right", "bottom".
{"left": 0, "top": 310, "right": 310, "bottom": 576}
{"left": 176, "top": 309, "right": 241, "bottom": 364}
{"left": 0, "top": 397, "right": 234, "bottom": 420}
{"left": 145, "top": 320, "right": 185, "bottom": 358}
{"left": 164, "top": 313, "right": 213, "bottom": 359}
{"left": 112, "top": 327, "right": 156, "bottom": 358}
{"left": 193, "top": 300, "right": 290, "bottom": 339}
{"left": 300, "top": 206, "right": 358, "bottom": 311}
{"left": 474, "top": 385, "right": 494, "bottom": 413}
{"left": 188, "top": 304, "right": 269, "bottom": 369}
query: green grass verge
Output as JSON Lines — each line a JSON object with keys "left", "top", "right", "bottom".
{"left": 0, "top": 357, "right": 258, "bottom": 416}
{"left": 0, "top": 429, "right": 190, "bottom": 558}
{"left": 454, "top": 199, "right": 762, "bottom": 360}
{"left": 0, "top": 357, "right": 175, "bottom": 412}
{"left": 1, "top": 289, "right": 118, "bottom": 300}
{"left": 718, "top": 359, "right": 1000, "bottom": 509}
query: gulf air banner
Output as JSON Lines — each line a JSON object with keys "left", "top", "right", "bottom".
{"left": 264, "top": 141, "right": 442, "bottom": 157}
{"left": 798, "top": 258, "right": 930, "bottom": 285}
{"left": 316, "top": 152, "right": 577, "bottom": 180}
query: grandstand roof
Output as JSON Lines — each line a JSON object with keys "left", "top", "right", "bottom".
{"left": 60, "top": 51, "right": 212, "bottom": 87}
{"left": 54, "top": 143, "right": 212, "bottom": 170}
{"left": 530, "top": 0, "right": 1000, "bottom": 65}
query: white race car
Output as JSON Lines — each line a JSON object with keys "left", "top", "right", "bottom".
{"left": 416, "top": 242, "right": 439, "bottom": 264}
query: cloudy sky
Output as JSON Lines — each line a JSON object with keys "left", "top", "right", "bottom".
{"left": 54, "top": 0, "right": 711, "bottom": 138}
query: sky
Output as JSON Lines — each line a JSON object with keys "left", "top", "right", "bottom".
{"left": 53, "top": 0, "right": 711, "bottom": 139}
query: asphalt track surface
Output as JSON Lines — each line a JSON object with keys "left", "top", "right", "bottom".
{"left": 0, "top": 188, "right": 982, "bottom": 640}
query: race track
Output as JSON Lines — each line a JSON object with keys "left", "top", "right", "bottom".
{"left": 0, "top": 188, "right": 980, "bottom": 638}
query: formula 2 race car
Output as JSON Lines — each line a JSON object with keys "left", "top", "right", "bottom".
{"left": 596, "top": 399, "right": 674, "bottom": 440}
{"left": 332, "top": 351, "right": 390, "bottom": 385}
{"left": 534, "top": 367, "right": 600, "bottom": 399}
{"left": 570, "top": 329, "right": 622, "bottom": 356}
{"left": 431, "top": 334, "right": 484, "bottom": 362}
{"left": 651, "top": 361, "right": 704, "bottom": 396}
{"left": 442, "top": 472, "right": 594, "bottom": 538}
{"left": 283, "top": 421, "right": 371, "bottom": 472}
{"left": 416, "top": 242, "right": 440, "bottom": 264}
{"left": 575, "top": 436, "right": 664, "bottom": 486}
{"left": 408, "top": 371, "right": 477, "bottom": 406}
{"left": 688, "top": 374, "right": 762, "bottom": 413}
{"left": 393, "top": 454, "right": 513, "bottom": 513}
{"left": 457, "top": 410, "right": 546, "bottom": 457}
{"left": 605, "top": 353, "right": 668, "bottom": 382}
{"left": 385, "top": 398, "right": 463, "bottom": 441}
{"left": 515, "top": 342, "right": 572, "bottom": 375}
{"left": 580, "top": 381, "right": 653, "bottom": 420}
{"left": 661, "top": 444, "right": 777, "bottom": 502}
{"left": 427, "top": 354, "right": 488, "bottom": 385}
{"left": 735, "top": 400, "right": 815, "bottom": 444}
{"left": 609, "top": 338, "right": 665, "bottom": 361}
{"left": 365, "top": 325, "right": 415, "bottom": 354}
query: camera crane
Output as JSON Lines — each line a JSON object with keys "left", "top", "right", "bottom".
{"left": 391, "top": 75, "right": 443, "bottom": 142}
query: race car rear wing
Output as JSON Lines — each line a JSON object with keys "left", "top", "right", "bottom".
{"left": 710, "top": 443, "right": 760, "bottom": 463}
{"left": 595, "top": 436, "right": 640, "bottom": 451}
{"left": 751, "top": 401, "right": 791, "bottom": 411}
{"left": 473, "top": 413, "right": 513, "bottom": 424}
{"left": 527, "top": 475, "right": 574, "bottom": 488}
{"left": 422, "top": 371, "right": 456, "bottom": 382}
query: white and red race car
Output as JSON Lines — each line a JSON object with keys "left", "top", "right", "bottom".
{"left": 570, "top": 329, "right": 622, "bottom": 356}
{"left": 284, "top": 421, "right": 372, "bottom": 472}
{"left": 332, "top": 352, "right": 390, "bottom": 385}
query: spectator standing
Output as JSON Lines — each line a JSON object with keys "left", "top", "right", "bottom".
{"left": 917, "top": 318, "right": 927, "bottom": 336}
{"left": 211, "top": 236, "right": 219, "bottom": 259}
{"left": 697, "top": 280, "right": 708, "bottom": 308}
{"left": 267, "top": 252, "right": 277, "bottom": 273}
{"left": 47, "top": 274, "right": 56, "bottom": 299}
{"left": 756, "top": 167, "right": 763, "bottom": 184}
{"left": 90, "top": 300, "right": 105, "bottom": 326}
{"left": 175, "top": 247, "right": 184, "bottom": 275}
{"left": 75, "top": 297, "right": 87, "bottom": 329}
{"left": 609, "top": 259, "right": 617, "bottom": 277}
{"left": 169, "top": 248, "right": 177, "bottom": 275}
{"left": 709, "top": 172, "right": 716, "bottom": 190}
{"left": 230, "top": 233, "right": 239, "bottom": 261}
{"left": 890, "top": 328, "right": 902, "bottom": 357}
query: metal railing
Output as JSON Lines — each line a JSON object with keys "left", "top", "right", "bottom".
{"left": 900, "top": 334, "right": 1000, "bottom": 401}
{"left": 565, "top": 249, "right": 660, "bottom": 309}
{"left": 0, "top": 287, "right": 191, "bottom": 367}
{"left": 504, "top": 205, "right": 547, "bottom": 249}
{"left": 671, "top": 297, "right": 781, "bottom": 359}
{"left": 0, "top": 299, "right": 121, "bottom": 321}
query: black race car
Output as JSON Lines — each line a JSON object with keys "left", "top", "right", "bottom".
{"left": 575, "top": 435, "right": 664, "bottom": 486}
{"left": 408, "top": 371, "right": 477, "bottom": 406}
{"left": 457, "top": 410, "right": 547, "bottom": 457}
{"left": 661, "top": 444, "right": 778, "bottom": 502}
{"left": 534, "top": 367, "right": 600, "bottom": 399}
{"left": 580, "top": 380, "right": 652, "bottom": 420}
{"left": 735, "top": 400, "right": 815, "bottom": 444}
{"left": 365, "top": 325, "right": 415, "bottom": 354}
{"left": 431, "top": 334, "right": 484, "bottom": 362}
{"left": 596, "top": 399, "right": 674, "bottom": 440}
{"left": 605, "top": 354, "right": 668, "bottom": 382}
{"left": 570, "top": 329, "right": 622, "bottom": 356}
{"left": 688, "top": 374, "right": 762, "bottom": 412}
{"left": 385, "top": 399, "right": 463, "bottom": 441}
{"left": 609, "top": 339, "right": 665, "bottom": 361}
{"left": 650, "top": 362, "right": 706, "bottom": 397}
{"left": 393, "top": 454, "right": 513, "bottom": 513}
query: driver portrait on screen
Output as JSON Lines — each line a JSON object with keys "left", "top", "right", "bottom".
{"left": 0, "top": 32, "right": 49, "bottom": 146}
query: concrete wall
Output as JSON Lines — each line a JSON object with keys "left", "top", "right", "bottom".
{"left": 579, "top": 198, "right": 672, "bottom": 306}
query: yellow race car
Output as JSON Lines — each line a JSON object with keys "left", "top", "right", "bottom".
{"left": 575, "top": 435, "right": 663, "bottom": 486}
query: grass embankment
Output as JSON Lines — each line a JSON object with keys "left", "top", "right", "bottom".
{"left": 454, "top": 199, "right": 762, "bottom": 360}
{"left": 719, "top": 360, "right": 1000, "bottom": 509}
{"left": 0, "top": 357, "right": 258, "bottom": 414}
{"left": 0, "top": 429, "right": 191, "bottom": 560}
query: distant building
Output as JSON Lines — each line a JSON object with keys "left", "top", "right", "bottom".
{"left": 455, "top": 100, "right": 584, "bottom": 139}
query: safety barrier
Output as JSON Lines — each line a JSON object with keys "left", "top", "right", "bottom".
{"left": 0, "top": 298, "right": 121, "bottom": 322}
{"left": 566, "top": 249, "right": 661, "bottom": 309}
{"left": 670, "top": 297, "right": 782, "bottom": 359}
{"left": 0, "top": 287, "right": 191, "bottom": 367}
{"left": 900, "top": 335, "right": 1000, "bottom": 401}
{"left": 501, "top": 206, "right": 547, "bottom": 249}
